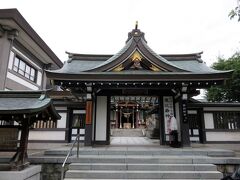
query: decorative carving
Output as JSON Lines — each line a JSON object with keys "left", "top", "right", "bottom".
{"left": 150, "top": 64, "right": 161, "bottom": 72}
{"left": 113, "top": 64, "right": 124, "bottom": 72}
{"left": 131, "top": 51, "right": 142, "bottom": 62}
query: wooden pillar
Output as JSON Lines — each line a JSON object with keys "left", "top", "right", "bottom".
{"left": 198, "top": 108, "right": 206, "bottom": 144}
{"left": 85, "top": 85, "right": 93, "bottom": 146}
{"left": 10, "top": 118, "right": 30, "bottom": 170}
{"left": 132, "top": 107, "right": 135, "bottom": 128}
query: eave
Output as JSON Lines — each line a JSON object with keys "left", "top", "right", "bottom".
{"left": 46, "top": 70, "right": 233, "bottom": 82}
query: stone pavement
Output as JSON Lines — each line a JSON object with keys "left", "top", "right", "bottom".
{"left": 110, "top": 137, "right": 160, "bottom": 146}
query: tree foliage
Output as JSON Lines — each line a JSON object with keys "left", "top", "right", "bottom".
{"left": 206, "top": 52, "right": 240, "bottom": 102}
{"left": 229, "top": 0, "right": 240, "bottom": 21}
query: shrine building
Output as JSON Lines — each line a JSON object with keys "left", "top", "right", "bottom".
{"left": 46, "top": 24, "right": 234, "bottom": 147}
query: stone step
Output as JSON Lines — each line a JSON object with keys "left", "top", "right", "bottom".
{"left": 28, "top": 155, "right": 240, "bottom": 165}
{"left": 65, "top": 170, "right": 223, "bottom": 179}
{"left": 69, "top": 163, "right": 217, "bottom": 171}
{"left": 69, "top": 156, "right": 194, "bottom": 164}
{"left": 65, "top": 179, "right": 220, "bottom": 180}
{"left": 44, "top": 148, "right": 235, "bottom": 157}
{"left": 111, "top": 129, "right": 144, "bottom": 137}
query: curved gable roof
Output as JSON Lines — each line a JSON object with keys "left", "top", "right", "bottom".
{"left": 86, "top": 28, "right": 187, "bottom": 72}
{"left": 46, "top": 27, "right": 233, "bottom": 82}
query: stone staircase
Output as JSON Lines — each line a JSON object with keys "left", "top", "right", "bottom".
{"left": 62, "top": 150, "right": 225, "bottom": 179}
{"left": 111, "top": 129, "right": 144, "bottom": 137}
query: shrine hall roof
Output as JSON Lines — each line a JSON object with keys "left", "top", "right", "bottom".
{"left": 46, "top": 27, "right": 232, "bottom": 81}
{"left": 54, "top": 52, "right": 221, "bottom": 74}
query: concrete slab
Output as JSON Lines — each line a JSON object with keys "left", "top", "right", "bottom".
{"left": 0, "top": 165, "right": 41, "bottom": 180}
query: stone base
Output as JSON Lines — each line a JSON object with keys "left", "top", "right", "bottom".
{"left": 0, "top": 165, "right": 41, "bottom": 180}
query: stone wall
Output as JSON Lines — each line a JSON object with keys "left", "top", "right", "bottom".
{"left": 217, "top": 164, "right": 240, "bottom": 177}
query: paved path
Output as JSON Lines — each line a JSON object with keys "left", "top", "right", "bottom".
{"left": 110, "top": 137, "right": 160, "bottom": 146}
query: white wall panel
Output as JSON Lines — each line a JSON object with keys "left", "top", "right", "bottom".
{"left": 36, "top": 71, "right": 42, "bottom": 86}
{"left": 29, "top": 131, "right": 65, "bottom": 140}
{"left": 204, "top": 113, "right": 214, "bottom": 129}
{"left": 8, "top": 51, "right": 14, "bottom": 69}
{"left": 7, "top": 72, "right": 39, "bottom": 90}
{"left": 57, "top": 112, "right": 67, "bottom": 128}
{"left": 95, "top": 96, "right": 107, "bottom": 141}
{"left": 206, "top": 132, "right": 240, "bottom": 141}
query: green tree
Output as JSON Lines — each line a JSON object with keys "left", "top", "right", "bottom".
{"left": 229, "top": 0, "right": 240, "bottom": 21}
{"left": 206, "top": 52, "right": 240, "bottom": 102}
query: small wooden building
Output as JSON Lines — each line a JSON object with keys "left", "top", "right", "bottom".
{"left": 0, "top": 91, "right": 60, "bottom": 170}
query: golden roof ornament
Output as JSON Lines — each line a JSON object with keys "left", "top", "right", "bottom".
{"left": 150, "top": 64, "right": 161, "bottom": 72}
{"left": 113, "top": 64, "right": 124, "bottom": 72}
{"left": 131, "top": 50, "right": 142, "bottom": 62}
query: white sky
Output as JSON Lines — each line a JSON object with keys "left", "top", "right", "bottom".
{"left": 1, "top": 0, "right": 240, "bottom": 66}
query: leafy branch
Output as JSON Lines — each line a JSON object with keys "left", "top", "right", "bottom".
{"left": 229, "top": 0, "right": 240, "bottom": 21}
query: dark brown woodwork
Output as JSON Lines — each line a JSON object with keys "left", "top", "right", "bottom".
{"left": 86, "top": 101, "right": 92, "bottom": 125}
{"left": 10, "top": 119, "right": 30, "bottom": 170}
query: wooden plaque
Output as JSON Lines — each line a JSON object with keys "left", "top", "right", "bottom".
{"left": 85, "top": 101, "right": 92, "bottom": 125}
{"left": 0, "top": 127, "right": 18, "bottom": 151}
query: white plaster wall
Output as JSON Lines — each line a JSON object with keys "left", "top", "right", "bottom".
{"left": 206, "top": 132, "right": 240, "bottom": 141}
{"left": 36, "top": 71, "right": 42, "bottom": 86}
{"left": 7, "top": 71, "right": 39, "bottom": 90}
{"left": 8, "top": 51, "right": 14, "bottom": 69}
{"left": 29, "top": 131, "right": 65, "bottom": 140}
{"left": 204, "top": 113, "right": 214, "bottom": 129}
{"left": 95, "top": 96, "right": 107, "bottom": 141}
{"left": 57, "top": 112, "right": 67, "bottom": 128}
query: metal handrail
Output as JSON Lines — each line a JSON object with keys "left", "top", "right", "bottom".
{"left": 61, "top": 132, "right": 81, "bottom": 180}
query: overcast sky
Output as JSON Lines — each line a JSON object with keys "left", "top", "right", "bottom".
{"left": 1, "top": 0, "right": 240, "bottom": 65}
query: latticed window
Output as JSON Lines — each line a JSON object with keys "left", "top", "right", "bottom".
{"left": 213, "top": 112, "right": 240, "bottom": 130}
{"left": 12, "top": 56, "right": 37, "bottom": 82}
{"left": 188, "top": 114, "right": 199, "bottom": 129}
{"left": 33, "top": 120, "right": 57, "bottom": 129}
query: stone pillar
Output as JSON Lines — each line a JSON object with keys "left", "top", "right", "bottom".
{"left": 179, "top": 85, "right": 190, "bottom": 147}
{"left": 0, "top": 26, "right": 18, "bottom": 90}
{"left": 85, "top": 85, "right": 93, "bottom": 146}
